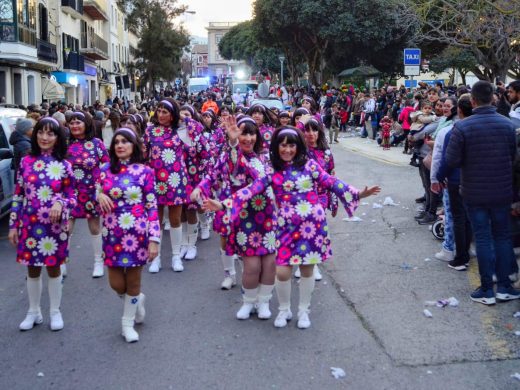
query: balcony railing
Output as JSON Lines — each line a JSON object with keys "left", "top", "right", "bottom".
{"left": 37, "top": 39, "right": 58, "bottom": 63}
{"left": 63, "top": 51, "right": 85, "bottom": 71}
{"left": 83, "top": 0, "right": 108, "bottom": 20}
{"left": 61, "top": 0, "right": 83, "bottom": 18}
{"left": 80, "top": 31, "right": 108, "bottom": 60}
{"left": 17, "top": 25, "right": 36, "bottom": 47}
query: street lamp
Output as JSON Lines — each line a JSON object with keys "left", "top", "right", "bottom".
{"left": 278, "top": 55, "right": 285, "bottom": 86}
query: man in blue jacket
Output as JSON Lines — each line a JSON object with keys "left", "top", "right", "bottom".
{"left": 445, "top": 81, "right": 519, "bottom": 305}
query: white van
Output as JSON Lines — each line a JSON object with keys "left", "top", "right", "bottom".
{"left": 232, "top": 80, "right": 258, "bottom": 97}
{"left": 188, "top": 77, "right": 210, "bottom": 95}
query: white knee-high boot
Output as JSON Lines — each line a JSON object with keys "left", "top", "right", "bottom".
{"left": 180, "top": 222, "right": 188, "bottom": 258}
{"left": 184, "top": 222, "right": 198, "bottom": 260}
{"left": 149, "top": 230, "right": 162, "bottom": 273}
{"left": 199, "top": 213, "right": 210, "bottom": 240}
{"left": 19, "top": 276, "right": 43, "bottom": 330}
{"left": 91, "top": 234, "right": 104, "bottom": 278}
{"left": 236, "top": 287, "right": 258, "bottom": 320}
{"left": 274, "top": 278, "right": 292, "bottom": 328}
{"left": 170, "top": 226, "right": 183, "bottom": 271}
{"left": 298, "top": 276, "right": 315, "bottom": 329}
{"left": 220, "top": 249, "right": 236, "bottom": 290}
{"left": 48, "top": 276, "right": 64, "bottom": 331}
{"left": 135, "top": 292, "right": 146, "bottom": 324}
{"left": 256, "top": 284, "right": 274, "bottom": 319}
{"left": 122, "top": 294, "right": 139, "bottom": 342}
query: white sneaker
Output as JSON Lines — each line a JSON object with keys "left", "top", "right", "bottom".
{"left": 294, "top": 267, "right": 301, "bottom": 278}
{"left": 236, "top": 303, "right": 255, "bottom": 320}
{"left": 172, "top": 255, "right": 184, "bottom": 272}
{"left": 135, "top": 294, "right": 146, "bottom": 324}
{"left": 50, "top": 311, "right": 64, "bottom": 331}
{"left": 435, "top": 248, "right": 454, "bottom": 262}
{"left": 221, "top": 275, "right": 237, "bottom": 290}
{"left": 164, "top": 221, "right": 171, "bottom": 231}
{"left": 180, "top": 245, "right": 188, "bottom": 259}
{"left": 148, "top": 256, "right": 161, "bottom": 273}
{"left": 184, "top": 245, "right": 197, "bottom": 261}
{"left": 92, "top": 261, "right": 104, "bottom": 278}
{"left": 200, "top": 224, "right": 210, "bottom": 240}
{"left": 256, "top": 302, "right": 271, "bottom": 319}
{"left": 274, "top": 310, "right": 292, "bottom": 328}
{"left": 60, "top": 263, "right": 67, "bottom": 278}
{"left": 297, "top": 310, "right": 311, "bottom": 329}
{"left": 314, "top": 266, "right": 323, "bottom": 281}
{"left": 19, "top": 311, "right": 43, "bottom": 331}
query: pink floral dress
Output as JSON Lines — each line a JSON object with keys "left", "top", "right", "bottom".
{"left": 308, "top": 147, "right": 338, "bottom": 213}
{"left": 9, "top": 153, "right": 77, "bottom": 266}
{"left": 228, "top": 159, "right": 359, "bottom": 266}
{"left": 67, "top": 137, "right": 109, "bottom": 219}
{"left": 259, "top": 124, "right": 275, "bottom": 152}
{"left": 97, "top": 162, "right": 160, "bottom": 267}
{"left": 143, "top": 124, "right": 188, "bottom": 206}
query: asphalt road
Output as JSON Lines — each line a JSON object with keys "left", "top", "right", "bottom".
{"left": 1, "top": 139, "right": 520, "bottom": 390}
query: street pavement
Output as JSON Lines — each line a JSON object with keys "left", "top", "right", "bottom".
{"left": 1, "top": 137, "right": 520, "bottom": 389}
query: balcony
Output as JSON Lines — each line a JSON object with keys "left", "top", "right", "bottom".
{"left": 61, "top": 0, "right": 83, "bottom": 19}
{"left": 80, "top": 31, "right": 109, "bottom": 60}
{"left": 37, "top": 39, "right": 58, "bottom": 63}
{"left": 63, "top": 51, "right": 85, "bottom": 71}
{"left": 17, "top": 25, "right": 36, "bottom": 47}
{"left": 83, "top": 0, "right": 108, "bottom": 20}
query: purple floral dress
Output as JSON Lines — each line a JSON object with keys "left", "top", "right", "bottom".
{"left": 259, "top": 124, "right": 275, "bottom": 152}
{"left": 143, "top": 124, "right": 188, "bottom": 206}
{"left": 67, "top": 137, "right": 109, "bottom": 219}
{"left": 308, "top": 147, "right": 338, "bottom": 213}
{"left": 97, "top": 162, "right": 160, "bottom": 267}
{"left": 201, "top": 146, "right": 277, "bottom": 257}
{"left": 9, "top": 153, "right": 77, "bottom": 266}
{"left": 229, "top": 159, "right": 359, "bottom": 266}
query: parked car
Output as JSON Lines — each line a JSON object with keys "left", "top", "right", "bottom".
{"left": 0, "top": 107, "right": 26, "bottom": 218}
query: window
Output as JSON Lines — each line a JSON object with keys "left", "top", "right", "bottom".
{"left": 197, "top": 55, "right": 203, "bottom": 64}
{"left": 38, "top": 4, "right": 48, "bottom": 41}
{"left": 215, "top": 34, "right": 222, "bottom": 44}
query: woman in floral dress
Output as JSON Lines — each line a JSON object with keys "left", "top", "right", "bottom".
{"left": 206, "top": 127, "right": 379, "bottom": 329}
{"left": 247, "top": 104, "right": 275, "bottom": 152}
{"left": 143, "top": 98, "right": 189, "bottom": 273}
{"left": 9, "top": 117, "right": 76, "bottom": 331}
{"left": 67, "top": 111, "right": 109, "bottom": 278}
{"left": 192, "top": 116, "right": 277, "bottom": 319}
{"left": 97, "top": 128, "right": 160, "bottom": 343}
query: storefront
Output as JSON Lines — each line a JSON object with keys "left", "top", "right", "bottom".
{"left": 51, "top": 71, "right": 86, "bottom": 105}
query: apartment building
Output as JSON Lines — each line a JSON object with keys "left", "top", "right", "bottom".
{"left": 0, "top": 0, "right": 131, "bottom": 106}
{"left": 191, "top": 44, "right": 208, "bottom": 77}
{"left": 206, "top": 22, "right": 246, "bottom": 79}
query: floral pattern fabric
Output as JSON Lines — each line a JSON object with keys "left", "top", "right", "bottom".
{"left": 229, "top": 159, "right": 359, "bottom": 266}
{"left": 307, "top": 147, "right": 338, "bottom": 213}
{"left": 259, "top": 124, "right": 275, "bottom": 152}
{"left": 9, "top": 154, "right": 77, "bottom": 266}
{"left": 67, "top": 137, "right": 109, "bottom": 219}
{"left": 97, "top": 163, "right": 160, "bottom": 267}
{"left": 143, "top": 124, "right": 189, "bottom": 206}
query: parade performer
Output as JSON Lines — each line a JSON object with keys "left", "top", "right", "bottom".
{"left": 206, "top": 127, "right": 379, "bottom": 329}
{"left": 143, "top": 98, "right": 189, "bottom": 273}
{"left": 193, "top": 116, "right": 277, "bottom": 317}
{"left": 301, "top": 96, "right": 322, "bottom": 122}
{"left": 277, "top": 111, "right": 291, "bottom": 127}
{"left": 9, "top": 118, "right": 76, "bottom": 331}
{"left": 290, "top": 107, "right": 311, "bottom": 127}
{"left": 120, "top": 114, "right": 142, "bottom": 137}
{"left": 380, "top": 116, "right": 393, "bottom": 150}
{"left": 67, "top": 111, "right": 110, "bottom": 278}
{"left": 96, "top": 128, "right": 160, "bottom": 343}
{"left": 247, "top": 104, "right": 275, "bottom": 152}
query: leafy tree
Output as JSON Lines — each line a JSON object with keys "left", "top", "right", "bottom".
{"left": 117, "top": 0, "right": 189, "bottom": 90}
{"left": 429, "top": 47, "right": 478, "bottom": 85}
{"left": 402, "top": 0, "right": 520, "bottom": 82}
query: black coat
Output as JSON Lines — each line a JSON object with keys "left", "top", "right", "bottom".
{"left": 445, "top": 105, "right": 516, "bottom": 207}
{"left": 9, "top": 129, "right": 31, "bottom": 176}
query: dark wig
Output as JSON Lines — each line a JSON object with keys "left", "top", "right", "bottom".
{"left": 270, "top": 126, "right": 308, "bottom": 171}
{"left": 291, "top": 107, "right": 310, "bottom": 126}
{"left": 301, "top": 96, "right": 317, "bottom": 114}
{"left": 156, "top": 97, "right": 180, "bottom": 129}
{"left": 180, "top": 104, "right": 201, "bottom": 123}
{"left": 238, "top": 118, "right": 264, "bottom": 154}
{"left": 31, "top": 117, "right": 68, "bottom": 160}
{"left": 305, "top": 118, "right": 329, "bottom": 151}
{"left": 247, "top": 104, "right": 277, "bottom": 126}
{"left": 120, "top": 114, "right": 141, "bottom": 135}
{"left": 220, "top": 105, "right": 234, "bottom": 115}
{"left": 109, "top": 128, "right": 145, "bottom": 174}
{"left": 201, "top": 109, "right": 218, "bottom": 131}
{"left": 68, "top": 111, "right": 95, "bottom": 140}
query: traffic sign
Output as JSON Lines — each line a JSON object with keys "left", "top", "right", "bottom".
{"left": 404, "top": 66, "right": 420, "bottom": 76}
{"left": 404, "top": 48, "right": 421, "bottom": 66}
{"left": 175, "top": 78, "right": 181, "bottom": 85}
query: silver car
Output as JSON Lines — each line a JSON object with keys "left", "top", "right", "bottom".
{"left": 0, "top": 107, "right": 27, "bottom": 217}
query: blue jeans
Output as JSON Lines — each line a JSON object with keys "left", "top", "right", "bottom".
{"left": 442, "top": 189, "right": 454, "bottom": 252}
{"left": 465, "top": 204, "right": 515, "bottom": 290}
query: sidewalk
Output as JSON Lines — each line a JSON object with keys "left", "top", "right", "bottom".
{"left": 336, "top": 135, "right": 411, "bottom": 166}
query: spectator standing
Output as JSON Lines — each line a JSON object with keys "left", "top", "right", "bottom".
{"left": 445, "top": 81, "right": 519, "bottom": 305}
